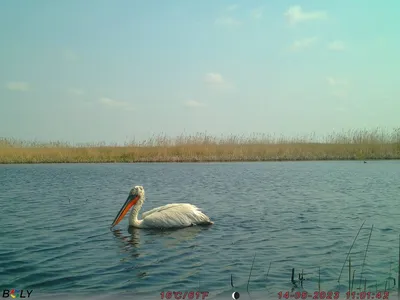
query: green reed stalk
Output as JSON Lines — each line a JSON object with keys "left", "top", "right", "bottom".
{"left": 247, "top": 252, "right": 256, "bottom": 293}
{"left": 360, "top": 224, "right": 374, "bottom": 288}
{"left": 266, "top": 262, "right": 272, "bottom": 278}
{"left": 318, "top": 267, "right": 321, "bottom": 292}
{"left": 338, "top": 220, "right": 366, "bottom": 283}
{"left": 349, "top": 257, "right": 352, "bottom": 294}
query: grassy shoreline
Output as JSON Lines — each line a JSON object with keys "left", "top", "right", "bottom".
{"left": 1, "top": 128, "right": 400, "bottom": 164}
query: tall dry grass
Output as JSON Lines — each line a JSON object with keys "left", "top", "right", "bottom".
{"left": 1, "top": 127, "right": 400, "bottom": 163}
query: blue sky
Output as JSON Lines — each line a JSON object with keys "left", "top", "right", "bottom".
{"left": 1, "top": 0, "right": 399, "bottom": 144}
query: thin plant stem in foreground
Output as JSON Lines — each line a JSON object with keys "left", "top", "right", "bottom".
{"left": 359, "top": 224, "right": 374, "bottom": 288}
{"left": 349, "top": 257, "right": 352, "bottom": 294}
{"left": 338, "top": 220, "right": 366, "bottom": 283}
{"left": 318, "top": 267, "right": 321, "bottom": 292}
{"left": 247, "top": 253, "right": 256, "bottom": 293}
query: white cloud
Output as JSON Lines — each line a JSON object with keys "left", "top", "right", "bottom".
{"left": 99, "top": 97, "right": 134, "bottom": 111}
{"left": 68, "top": 88, "right": 84, "bottom": 96}
{"left": 326, "top": 77, "right": 348, "bottom": 87}
{"left": 204, "top": 73, "right": 225, "bottom": 85}
{"left": 204, "top": 72, "right": 234, "bottom": 91}
{"left": 215, "top": 5, "right": 242, "bottom": 26}
{"left": 215, "top": 17, "right": 241, "bottom": 27}
{"left": 63, "top": 49, "right": 78, "bottom": 62}
{"left": 251, "top": 7, "right": 263, "bottom": 19}
{"left": 291, "top": 37, "right": 317, "bottom": 51}
{"left": 184, "top": 100, "right": 206, "bottom": 108}
{"left": 326, "top": 77, "right": 349, "bottom": 98}
{"left": 328, "top": 40, "right": 346, "bottom": 51}
{"left": 5, "top": 81, "right": 30, "bottom": 91}
{"left": 327, "top": 77, "right": 336, "bottom": 86}
{"left": 284, "top": 6, "right": 327, "bottom": 25}
{"left": 227, "top": 4, "right": 238, "bottom": 11}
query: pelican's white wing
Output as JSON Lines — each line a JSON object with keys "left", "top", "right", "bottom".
{"left": 141, "top": 203, "right": 186, "bottom": 219}
{"left": 141, "top": 203, "right": 212, "bottom": 228}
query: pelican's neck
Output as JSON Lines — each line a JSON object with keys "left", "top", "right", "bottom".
{"left": 129, "top": 195, "right": 144, "bottom": 227}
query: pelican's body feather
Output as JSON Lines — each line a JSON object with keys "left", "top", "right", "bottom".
{"left": 137, "top": 203, "right": 212, "bottom": 228}
{"left": 111, "top": 186, "right": 214, "bottom": 229}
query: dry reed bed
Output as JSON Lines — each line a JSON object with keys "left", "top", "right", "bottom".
{"left": 1, "top": 128, "right": 400, "bottom": 163}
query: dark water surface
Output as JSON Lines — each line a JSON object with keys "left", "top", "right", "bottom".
{"left": 1, "top": 162, "right": 399, "bottom": 299}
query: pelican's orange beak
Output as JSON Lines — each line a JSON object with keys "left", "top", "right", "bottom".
{"left": 110, "top": 193, "right": 140, "bottom": 228}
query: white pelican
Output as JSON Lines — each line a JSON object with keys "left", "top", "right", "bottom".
{"left": 110, "top": 186, "right": 214, "bottom": 229}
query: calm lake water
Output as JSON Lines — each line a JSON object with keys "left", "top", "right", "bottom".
{"left": 1, "top": 162, "right": 399, "bottom": 299}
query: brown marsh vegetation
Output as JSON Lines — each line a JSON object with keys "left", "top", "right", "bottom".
{"left": 1, "top": 127, "right": 400, "bottom": 164}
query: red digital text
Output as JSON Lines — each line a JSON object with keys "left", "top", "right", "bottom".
{"left": 160, "top": 291, "right": 209, "bottom": 300}
{"left": 278, "top": 291, "right": 341, "bottom": 299}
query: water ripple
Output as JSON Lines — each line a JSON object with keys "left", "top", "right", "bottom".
{"left": 0, "top": 162, "right": 399, "bottom": 297}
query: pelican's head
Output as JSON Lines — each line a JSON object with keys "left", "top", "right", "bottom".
{"left": 110, "top": 186, "right": 145, "bottom": 228}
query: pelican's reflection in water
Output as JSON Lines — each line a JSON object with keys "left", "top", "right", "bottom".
{"left": 112, "top": 227, "right": 141, "bottom": 259}
{"left": 111, "top": 225, "right": 211, "bottom": 285}
{"left": 112, "top": 225, "right": 211, "bottom": 253}
{"left": 144, "top": 225, "right": 210, "bottom": 248}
